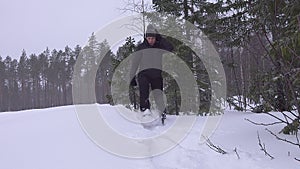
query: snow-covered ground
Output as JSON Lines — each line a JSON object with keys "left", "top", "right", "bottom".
{"left": 0, "top": 104, "right": 299, "bottom": 169}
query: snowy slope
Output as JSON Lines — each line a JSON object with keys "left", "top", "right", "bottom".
{"left": 0, "top": 104, "right": 299, "bottom": 169}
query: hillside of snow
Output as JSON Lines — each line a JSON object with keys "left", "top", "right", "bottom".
{"left": 0, "top": 104, "right": 299, "bottom": 169}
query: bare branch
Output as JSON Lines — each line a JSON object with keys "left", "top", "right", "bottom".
{"left": 245, "top": 118, "right": 284, "bottom": 126}
{"left": 205, "top": 137, "right": 228, "bottom": 154}
{"left": 254, "top": 32, "right": 276, "bottom": 65}
{"left": 257, "top": 131, "right": 275, "bottom": 159}
{"left": 296, "top": 132, "right": 300, "bottom": 146}
{"left": 228, "top": 96, "right": 256, "bottom": 111}
{"left": 286, "top": 46, "right": 300, "bottom": 60}
{"left": 117, "top": 0, "right": 156, "bottom": 37}
{"left": 234, "top": 148, "right": 240, "bottom": 159}
{"left": 264, "top": 112, "right": 289, "bottom": 125}
{"left": 265, "top": 128, "right": 300, "bottom": 148}
{"left": 280, "top": 111, "right": 294, "bottom": 123}
{"left": 286, "top": 110, "right": 300, "bottom": 120}
{"left": 118, "top": 0, "right": 153, "bottom": 14}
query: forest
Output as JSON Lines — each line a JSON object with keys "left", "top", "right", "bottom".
{"left": 0, "top": 1, "right": 299, "bottom": 134}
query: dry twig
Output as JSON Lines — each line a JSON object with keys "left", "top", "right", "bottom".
{"left": 245, "top": 118, "right": 283, "bottom": 126}
{"left": 257, "top": 131, "right": 275, "bottom": 159}
{"left": 234, "top": 147, "right": 240, "bottom": 159}
{"left": 205, "top": 137, "right": 228, "bottom": 154}
{"left": 265, "top": 128, "right": 300, "bottom": 148}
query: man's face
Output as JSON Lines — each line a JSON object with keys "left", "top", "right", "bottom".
{"left": 146, "top": 37, "right": 156, "bottom": 46}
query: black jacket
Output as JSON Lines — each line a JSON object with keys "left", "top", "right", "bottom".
{"left": 130, "top": 36, "right": 174, "bottom": 79}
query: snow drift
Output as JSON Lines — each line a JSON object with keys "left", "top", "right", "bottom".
{"left": 0, "top": 104, "right": 299, "bottom": 169}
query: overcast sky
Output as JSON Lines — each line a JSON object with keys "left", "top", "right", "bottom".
{"left": 0, "top": 0, "right": 131, "bottom": 59}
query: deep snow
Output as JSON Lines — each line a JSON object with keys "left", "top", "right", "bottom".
{"left": 0, "top": 104, "right": 299, "bottom": 169}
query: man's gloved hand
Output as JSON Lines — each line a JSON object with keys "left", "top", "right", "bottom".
{"left": 130, "top": 77, "right": 137, "bottom": 87}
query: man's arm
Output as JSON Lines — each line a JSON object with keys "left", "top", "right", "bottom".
{"left": 157, "top": 35, "right": 174, "bottom": 52}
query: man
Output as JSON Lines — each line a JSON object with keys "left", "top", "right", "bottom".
{"left": 130, "top": 24, "right": 173, "bottom": 124}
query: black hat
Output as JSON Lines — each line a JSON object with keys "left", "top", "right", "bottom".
{"left": 145, "top": 24, "right": 157, "bottom": 38}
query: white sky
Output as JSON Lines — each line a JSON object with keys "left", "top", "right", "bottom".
{"left": 0, "top": 0, "right": 132, "bottom": 59}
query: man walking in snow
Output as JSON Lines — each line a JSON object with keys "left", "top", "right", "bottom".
{"left": 130, "top": 24, "right": 173, "bottom": 124}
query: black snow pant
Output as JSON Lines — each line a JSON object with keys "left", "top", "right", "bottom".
{"left": 138, "top": 73, "right": 165, "bottom": 113}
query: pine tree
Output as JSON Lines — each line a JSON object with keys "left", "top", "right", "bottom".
{"left": 3, "top": 56, "right": 19, "bottom": 111}
{"left": 9, "top": 59, "right": 19, "bottom": 111}
{"left": 64, "top": 46, "right": 76, "bottom": 105}
{"left": 47, "top": 49, "right": 59, "bottom": 106}
{"left": 38, "top": 48, "right": 50, "bottom": 108}
{"left": 18, "top": 50, "right": 30, "bottom": 110}
{"left": 28, "top": 54, "right": 41, "bottom": 108}
{"left": 112, "top": 37, "right": 136, "bottom": 107}
{"left": 73, "top": 33, "right": 100, "bottom": 104}
{"left": 96, "top": 40, "right": 114, "bottom": 104}
{"left": 66, "top": 52, "right": 76, "bottom": 105}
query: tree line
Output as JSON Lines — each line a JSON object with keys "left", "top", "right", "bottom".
{"left": 0, "top": 46, "right": 78, "bottom": 111}
{"left": 0, "top": 33, "right": 115, "bottom": 112}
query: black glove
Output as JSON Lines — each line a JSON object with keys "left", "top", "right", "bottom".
{"left": 130, "top": 77, "right": 137, "bottom": 87}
